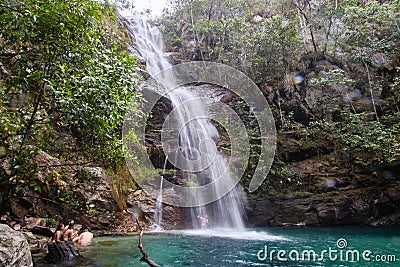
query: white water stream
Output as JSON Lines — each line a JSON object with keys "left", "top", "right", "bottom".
{"left": 127, "top": 17, "right": 247, "bottom": 229}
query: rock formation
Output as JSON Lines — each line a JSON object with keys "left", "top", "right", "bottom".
{"left": 0, "top": 224, "right": 33, "bottom": 267}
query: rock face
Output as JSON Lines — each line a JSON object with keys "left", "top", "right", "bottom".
{"left": 247, "top": 184, "right": 400, "bottom": 227}
{"left": 0, "top": 224, "right": 33, "bottom": 267}
{"left": 124, "top": 189, "right": 185, "bottom": 230}
{"left": 247, "top": 152, "right": 400, "bottom": 227}
{"left": 4, "top": 149, "right": 119, "bottom": 232}
{"left": 74, "top": 167, "right": 119, "bottom": 229}
{"left": 241, "top": 52, "right": 400, "bottom": 227}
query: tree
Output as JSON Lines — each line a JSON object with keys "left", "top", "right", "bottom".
{"left": 0, "top": 0, "right": 140, "bottom": 213}
{"left": 161, "top": 0, "right": 302, "bottom": 84}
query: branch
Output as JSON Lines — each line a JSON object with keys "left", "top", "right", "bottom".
{"left": 127, "top": 210, "right": 161, "bottom": 267}
{"left": 364, "top": 62, "right": 380, "bottom": 123}
{"left": 38, "top": 161, "right": 95, "bottom": 168}
{"left": 0, "top": 49, "right": 34, "bottom": 58}
{"left": 19, "top": 83, "right": 45, "bottom": 151}
{"left": 8, "top": 195, "right": 62, "bottom": 206}
{"left": 0, "top": 4, "right": 21, "bottom": 13}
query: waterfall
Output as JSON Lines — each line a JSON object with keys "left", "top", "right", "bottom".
{"left": 153, "top": 176, "right": 163, "bottom": 228}
{"left": 154, "top": 155, "right": 168, "bottom": 229}
{"left": 127, "top": 16, "right": 247, "bottom": 229}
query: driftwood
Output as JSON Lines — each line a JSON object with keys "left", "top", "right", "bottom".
{"left": 127, "top": 209, "right": 161, "bottom": 267}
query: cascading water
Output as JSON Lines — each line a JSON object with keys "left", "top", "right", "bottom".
{"left": 153, "top": 176, "right": 163, "bottom": 228}
{"left": 127, "top": 16, "right": 247, "bottom": 229}
{"left": 154, "top": 155, "right": 168, "bottom": 229}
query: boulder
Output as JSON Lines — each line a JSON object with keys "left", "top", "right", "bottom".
{"left": 0, "top": 224, "right": 33, "bottom": 267}
{"left": 44, "top": 240, "right": 80, "bottom": 263}
{"left": 74, "top": 167, "right": 119, "bottom": 229}
{"left": 23, "top": 217, "right": 53, "bottom": 236}
{"left": 77, "top": 167, "right": 117, "bottom": 211}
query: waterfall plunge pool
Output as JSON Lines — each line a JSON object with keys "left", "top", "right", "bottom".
{"left": 35, "top": 227, "right": 399, "bottom": 266}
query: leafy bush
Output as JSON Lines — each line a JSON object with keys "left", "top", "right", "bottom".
{"left": 336, "top": 112, "right": 400, "bottom": 165}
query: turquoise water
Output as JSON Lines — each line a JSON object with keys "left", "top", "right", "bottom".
{"left": 38, "top": 227, "right": 400, "bottom": 266}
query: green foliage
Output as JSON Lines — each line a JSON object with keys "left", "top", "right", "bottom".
{"left": 336, "top": 112, "right": 400, "bottom": 165}
{"left": 161, "top": 0, "right": 302, "bottom": 84}
{"left": 160, "top": 19, "right": 182, "bottom": 51}
{"left": 225, "top": 14, "right": 302, "bottom": 84}
{"left": 340, "top": 1, "right": 400, "bottom": 63}
{"left": 0, "top": 0, "right": 140, "bottom": 212}
{"left": 310, "top": 69, "right": 354, "bottom": 87}
{"left": 53, "top": 45, "right": 139, "bottom": 164}
{"left": 305, "top": 111, "right": 400, "bottom": 166}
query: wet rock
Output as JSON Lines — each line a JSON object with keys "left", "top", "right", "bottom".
{"left": 247, "top": 184, "right": 400, "bottom": 227}
{"left": 126, "top": 189, "right": 156, "bottom": 213}
{"left": 160, "top": 205, "right": 183, "bottom": 230}
{"left": 370, "top": 213, "right": 400, "bottom": 226}
{"left": 126, "top": 189, "right": 156, "bottom": 225}
{"left": 98, "top": 214, "right": 112, "bottom": 225}
{"left": 113, "top": 211, "right": 139, "bottom": 233}
{"left": 44, "top": 240, "right": 80, "bottom": 263}
{"left": 125, "top": 188, "right": 186, "bottom": 230}
{"left": 275, "top": 210, "right": 319, "bottom": 227}
{"left": 0, "top": 224, "right": 33, "bottom": 267}
{"left": 20, "top": 229, "right": 49, "bottom": 257}
{"left": 317, "top": 199, "right": 351, "bottom": 224}
{"left": 31, "top": 226, "right": 53, "bottom": 237}
{"left": 145, "top": 95, "right": 172, "bottom": 169}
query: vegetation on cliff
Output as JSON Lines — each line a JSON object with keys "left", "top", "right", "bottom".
{"left": 0, "top": 0, "right": 140, "bottom": 217}
{"left": 158, "top": 0, "right": 400, "bottom": 195}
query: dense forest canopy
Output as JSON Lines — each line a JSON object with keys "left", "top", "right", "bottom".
{"left": 161, "top": 0, "right": 399, "bottom": 83}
